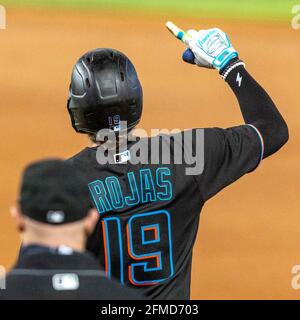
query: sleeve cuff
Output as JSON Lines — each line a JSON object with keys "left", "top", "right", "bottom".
{"left": 246, "top": 124, "right": 264, "bottom": 165}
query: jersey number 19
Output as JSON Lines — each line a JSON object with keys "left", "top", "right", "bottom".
{"left": 102, "top": 210, "right": 174, "bottom": 286}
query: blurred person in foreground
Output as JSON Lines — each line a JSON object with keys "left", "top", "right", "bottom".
{"left": 0, "top": 159, "right": 143, "bottom": 300}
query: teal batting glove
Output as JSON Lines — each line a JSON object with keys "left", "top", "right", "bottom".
{"left": 186, "top": 28, "right": 238, "bottom": 70}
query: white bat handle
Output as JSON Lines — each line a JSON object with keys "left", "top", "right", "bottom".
{"left": 166, "top": 21, "right": 191, "bottom": 46}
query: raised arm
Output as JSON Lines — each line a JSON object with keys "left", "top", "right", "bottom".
{"left": 220, "top": 59, "right": 289, "bottom": 158}
{"left": 166, "top": 24, "right": 289, "bottom": 200}
{"left": 176, "top": 26, "right": 289, "bottom": 159}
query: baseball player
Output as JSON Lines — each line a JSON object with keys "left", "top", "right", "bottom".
{"left": 0, "top": 159, "right": 143, "bottom": 300}
{"left": 67, "top": 26, "right": 288, "bottom": 299}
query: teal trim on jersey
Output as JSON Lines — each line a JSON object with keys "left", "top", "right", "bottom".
{"left": 141, "top": 224, "right": 160, "bottom": 245}
{"left": 105, "top": 176, "right": 125, "bottom": 210}
{"left": 102, "top": 217, "right": 124, "bottom": 284}
{"left": 127, "top": 210, "right": 174, "bottom": 285}
{"left": 88, "top": 168, "right": 173, "bottom": 214}
{"left": 156, "top": 167, "right": 173, "bottom": 201}
{"left": 140, "top": 168, "right": 157, "bottom": 203}
{"left": 246, "top": 124, "right": 265, "bottom": 164}
{"left": 125, "top": 171, "right": 140, "bottom": 206}
{"left": 88, "top": 180, "right": 112, "bottom": 214}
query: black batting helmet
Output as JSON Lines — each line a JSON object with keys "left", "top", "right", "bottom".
{"left": 67, "top": 48, "right": 143, "bottom": 134}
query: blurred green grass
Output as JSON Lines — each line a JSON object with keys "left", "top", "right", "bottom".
{"left": 1, "top": 0, "right": 297, "bottom": 21}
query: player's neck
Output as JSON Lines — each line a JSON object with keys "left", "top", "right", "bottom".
{"left": 88, "top": 131, "right": 138, "bottom": 149}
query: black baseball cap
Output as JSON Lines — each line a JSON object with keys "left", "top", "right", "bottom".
{"left": 19, "top": 159, "right": 91, "bottom": 225}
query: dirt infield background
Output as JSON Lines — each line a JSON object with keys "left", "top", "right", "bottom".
{"left": 0, "top": 8, "right": 299, "bottom": 299}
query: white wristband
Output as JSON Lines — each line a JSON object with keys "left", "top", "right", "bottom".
{"left": 221, "top": 61, "right": 246, "bottom": 81}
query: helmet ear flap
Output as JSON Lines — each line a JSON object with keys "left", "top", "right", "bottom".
{"left": 70, "top": 64, "right": 88, "bottom": 96}
{"left": 67, "top": 98, "right": 79, "bottom": 133}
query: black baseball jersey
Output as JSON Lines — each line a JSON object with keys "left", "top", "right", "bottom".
{"left": 67, "top": 125, "right": 263, "bottom": 299}
{"left": 0, "top": 245, "right": 143, "bottom": 300}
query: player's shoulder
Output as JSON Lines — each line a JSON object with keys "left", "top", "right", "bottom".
{"left": 148, "top": 130, "right": 187, "bottom": 144}
{"left": 66, "top": 147, "right": 97, "bottom": 165}
{"left": 203, "top": 125, "right": 263, "bottom": 146}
